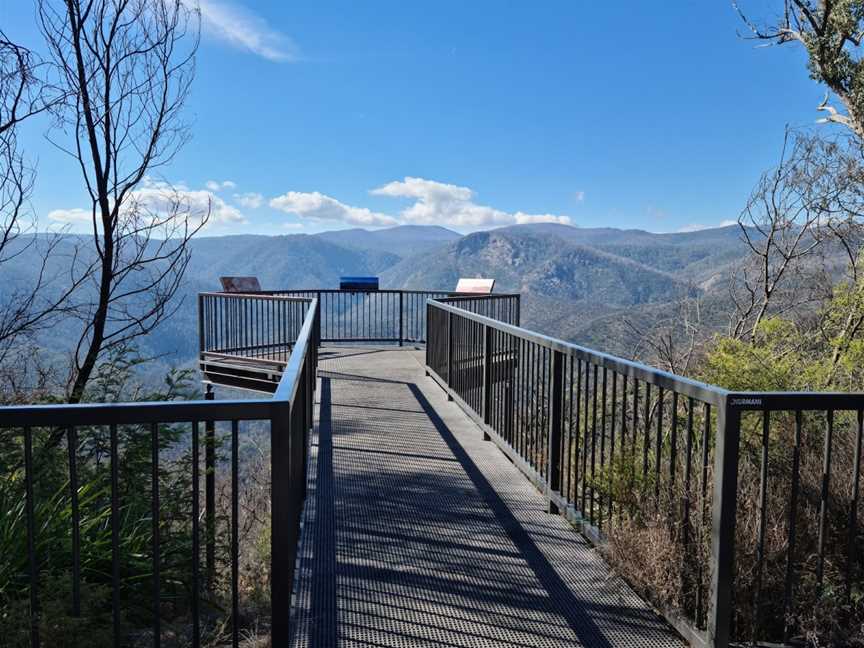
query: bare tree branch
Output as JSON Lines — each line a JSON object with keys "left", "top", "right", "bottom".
{"left": 38, "top": 0, "right": 206, "bottom": 402}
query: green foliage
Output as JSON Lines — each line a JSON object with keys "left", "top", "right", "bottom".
{"left": 698, "top": 266, "right": 864, "bottom": 644}
{"left": 702, "top": 317, "right": 805, "bottom": 391}
{"left": 0, "top": 346, "right": 209, "bottom": 645}
{"left": 799, "top": 2, "right": 864, "bottom": 125}
{"left": 741, "top": 1, "right": 864, "bottom": 138}
{"left": 704, "top": 267, "right": 864, "bottom": 393}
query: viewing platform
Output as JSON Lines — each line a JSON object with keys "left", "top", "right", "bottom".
{"left": 3, "top": 286, "right": 862, "bottom": 648}
{"left": 290, "top": 345, "right": 681, "bottom": 647}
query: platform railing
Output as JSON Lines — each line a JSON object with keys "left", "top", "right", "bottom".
{"left": 256, "top": 288, "right": 520, "bottom": 344}
{"left": 0, "top": 296, "right": 319, "bottom": 648}
{"left": 199, "top": 292, "right": 310, "bottom": 362}
{"left": 426, "top": 296, "right": 864, "bottom": 648}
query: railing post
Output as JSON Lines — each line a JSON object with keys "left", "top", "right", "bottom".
{"left": 204, "top": 384, "right": 215, "bottom": 592}
{"left": 316, "top": 291, "right": 322, "bottom": 342}
{"left": 270, "top": 398, "right": 295, "bottom": 647}
{"left": 198, "top": 293, "right": 205, "bottom": 356}
{"left": 482, "top": 324, "right": 493, "bottom": 440}
{"left": 399, "top": 291, "right": 404, "bottom": 346}
{"left": 303, "top": 349, "right": 313, "bottom": 499}
{"left": 547, "top": 350, "right": 564, "bottom": 514}
{"left": 446, "top": 310, "right": 454, "bottom": 400}
{"left": 707, "top": 397, "right": 741, "bottom": 648}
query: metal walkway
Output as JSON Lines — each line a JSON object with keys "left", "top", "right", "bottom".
{"left": 290, "top": 347, "right": 683, "bottom": 648}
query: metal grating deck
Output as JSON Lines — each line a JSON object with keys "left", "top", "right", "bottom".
{"left": 290, "top": 346, "right": 683, "bottom": 648}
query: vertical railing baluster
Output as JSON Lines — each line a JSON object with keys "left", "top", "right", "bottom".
{"left": 707, "top": 398, "right": 741, "bottom": 648}
{"left": 609, "top": 371, "right": 617, "bottom": 524}
{"left": 205, "top": 389, "right": 216, "bottom": 592}
{"left": 580, "top": 359, "right": 590, "bottom": 515}
{"left": 191, "top": 420, "right": 200, "bottom": 648}
{"left": 67, "top": 426, "right": 81, "bottom": 618}
{"left": 566, "top": 357, "right": 575, "bottom": 503}
{"left": 24, "top": 426, "right": 39, "bottom": 648}
{"left": 817, "top": 409, "right": 834, "bottom": 587}
{"left": 574, "top": 358, "right": 582, "bottom": 509}
{"left": 590, "top": 365, "right": 598, "bottom": 524}
{"left": 151, "top": 422, "right": 161, "bottom": 648}
{"left": 683, "top": 398, "right": 694, "bottom": 550}
{"left": 643, "top": 383, "right": 651, "bottom": 478}
{"left": 446, "top": 310, "right": 453, "bottom": 392}
{"left": 232, "top": 419, "right": 240, "bottom": 648}
{"left": 599, "top": 367, "right": 607, "bottom": 529}
{"left": 697, "top": 402, "right": 711, "bottom": 628}
{"left": 530, "top": 343, "right": 537, "bottom": 471}
{"left": 198, "top": 294, "right": 205, "bottom": 357}
{"left": 110, "top": 423, "right": 121, "bottom": 644}
{"left": 753, "top": 410, "right": 770, "bottom": 642}
{"left": 782, "top": 410, "right": 802, "bottom": 641}
{"left": 655, "top": 388, "right": 664, "bottom": 507}
{"left": 547, "top": 350, "right": 563, "bottom": 514}
{"left": 482, "top": 324, "right": 493, "bottom": 437}
{"left": 630, "top": 381, "right": 639, "bottom": 499}
{"left": 848, "top": 409, "right": 863, "bottom": 600}
{"left": 670, "top": 392, "right": 678, "bottom": 501}
{"left": 399, "top": 291, "right": 404, "bottom": 345}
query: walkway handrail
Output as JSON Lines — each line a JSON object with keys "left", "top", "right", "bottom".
{"left": 429, "top": 297, "right": 725, "bottom": 406}
{"left": 229, "top": 288, "right": 521, "bottom": 344}
{"left": 0, "top": 296, "right": 320, "bottom": 648}
{"left": 425, "top": 296, "right": 864, "bottom": 648}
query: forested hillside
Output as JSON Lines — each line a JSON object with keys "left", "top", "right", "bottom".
{"left": 1, "top": 223, "right": 754, "bottom": 367}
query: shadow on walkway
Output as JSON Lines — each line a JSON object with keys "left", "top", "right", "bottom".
{"left": 291, "top": 349, "right": 682, "bottom": 648}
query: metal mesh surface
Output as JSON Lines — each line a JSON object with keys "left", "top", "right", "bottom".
{"left": 291, "top": 346, "right": 683, "bottom": 648}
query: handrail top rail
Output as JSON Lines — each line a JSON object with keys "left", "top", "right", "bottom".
{"left": 202, "top": 288, "right": 521, "bottom": 297}
{"left": 724, "top": 390, "right": 864, "bottom": 411}
{"left": 0, "top": 398, "right": 275, "bottom": 427}
{"left": 0, "top": 297, "right": 319, "bottom": 425}
{"left": 429, "top": 296, "right": 727, "bottom": 406}
{"left": 198, "top": 291, "right": 314, "bottom": 301}
{"left": 431, "top": 297, "right": 864, "bottom": 410}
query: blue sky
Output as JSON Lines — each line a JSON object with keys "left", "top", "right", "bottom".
{"left": 2, "top": 1, "right": 830, "bottom": 235}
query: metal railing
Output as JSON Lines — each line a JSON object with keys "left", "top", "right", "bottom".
{"left": 426, "top": 297, "right": 864, "bottom": 648}
{"left": 199, "top": 291, "right": 309, "bottom": 362}
{"left": 259, "top": 289, "right": 520, "bottom": 344}
{"left": 9, "top": 284, "right": 860, "bottom": 648}
{"left": 0, "top": 296, "right": 319, "bottom": 648}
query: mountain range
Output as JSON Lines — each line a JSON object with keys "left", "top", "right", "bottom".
{"left": 2, "top": 223, "right": 752, "bottom": 370}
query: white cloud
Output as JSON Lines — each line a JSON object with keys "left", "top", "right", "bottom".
{"left": 49, "top": 179, "right": 246, "bottom": 231}
{"left": 205, "top": 179, "right": 236, "bottom": 192}
{"left": 283, "top": 222, "right": 304, "bottom": 229}
{"left": 48, "top": 207, "right": 92, "bottom": 224}
{"left": 676, "top": 219, "right": 738, "bottom": 233}
{"left": 131, "top": 180, "right": 246, "bottom": 227}
{"left": 234, "top": 191, "right": 264, "bottom": 208}
{"left": 269, "top": 191, "right": 398, "bottom": 226}
{"left": 370, "top": 177, "right": 570, "bottom": 227}
{"left": 199, "top": 1, "right": 298, "bottom": 62}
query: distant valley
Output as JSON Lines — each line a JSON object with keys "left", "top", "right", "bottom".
{"left": 2, "top": 223, "right": 752, "bottom": 371}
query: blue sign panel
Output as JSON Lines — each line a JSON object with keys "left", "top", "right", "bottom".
{"left": 340, "top": 276, "right": 379, "bottom": 291}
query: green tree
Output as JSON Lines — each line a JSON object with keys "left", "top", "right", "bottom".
{"left": 737, "top": 0, "right": 864, "bottom": 139}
